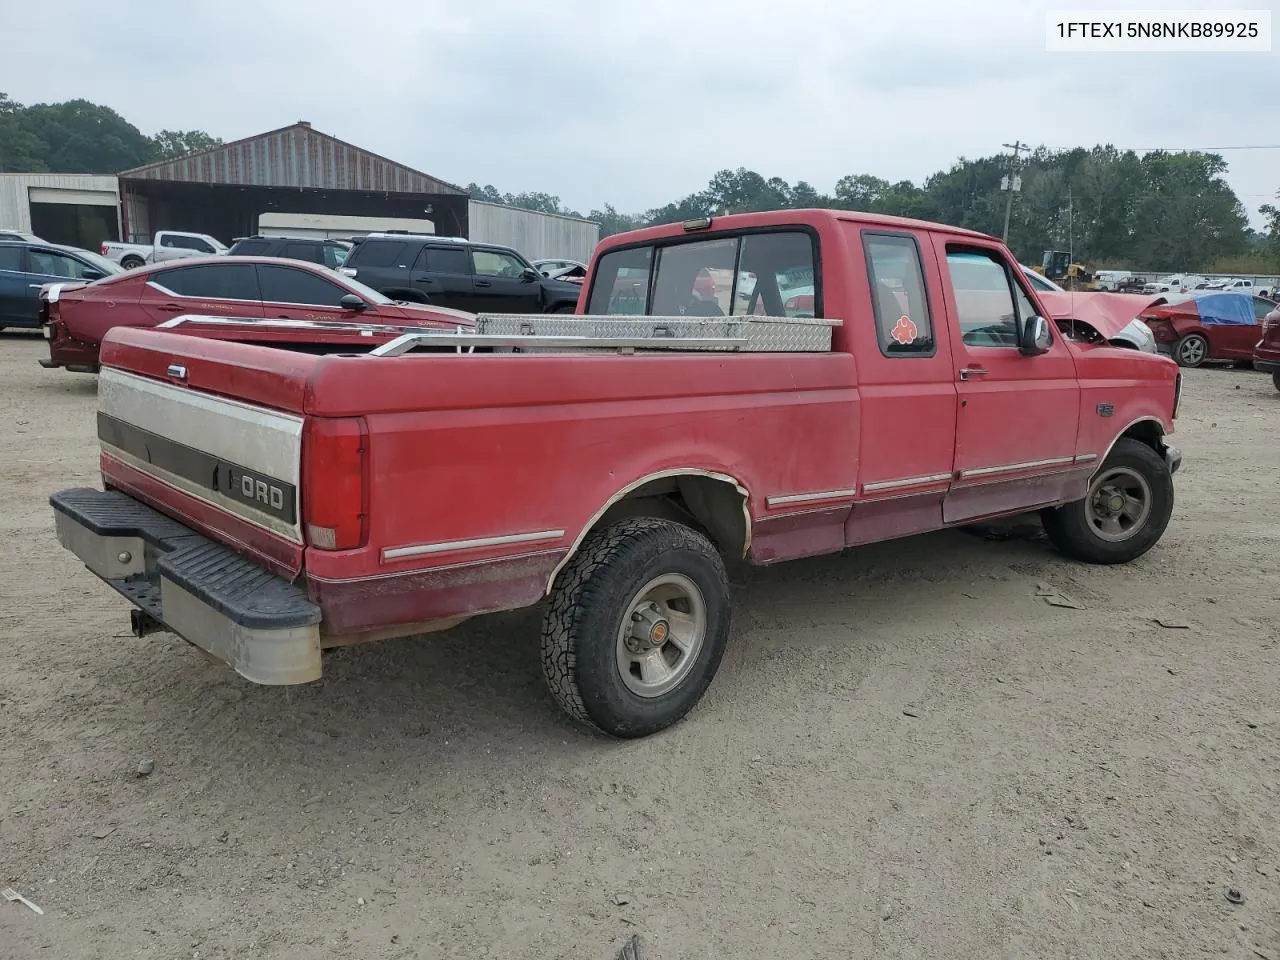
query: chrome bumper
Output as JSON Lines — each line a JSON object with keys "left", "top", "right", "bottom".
{"left": 50, "top": 488, "right": 322, "bottom": 685}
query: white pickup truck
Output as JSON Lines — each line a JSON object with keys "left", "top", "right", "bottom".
{"left": 101, "top": 230, "right": 228, "bottom": 270}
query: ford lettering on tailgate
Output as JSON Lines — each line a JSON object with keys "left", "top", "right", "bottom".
{"left": 96, "top": 413, "right": 297, "bottom": 525}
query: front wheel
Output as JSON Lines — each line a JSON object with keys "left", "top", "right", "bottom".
{"left": 121, "top": 256, "right": 145, "bottom": 270}
{"left": 1174, "top": 333, "right": 1209, "bottom": 367}
{"left": 1041, "top": 438, "right": 1174, "bottom": 565}
{"left": 540, "top": 518, "right": 731, "bottom": 738}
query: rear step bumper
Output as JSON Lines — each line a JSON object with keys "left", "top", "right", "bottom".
{"left": 50, "top": 488, "right": 322, "bottom": 685}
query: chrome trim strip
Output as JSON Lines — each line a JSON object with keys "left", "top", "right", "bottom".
{"left": 958, "top": 456, "right": 1075, "bottom": 480}
{"left": 382, "top": 529, "right": 565, "bottom": 562}
{"left": 312, "top": 548, "right": 565, "bottom": 585}
{"left": 862, "top": 472, "right": 953, "bottom": 493}
{"left": 765, "top": 488, "right": 858, "bottom": 507}
{"left": 1074, "top": 453, "right": 1098, "bottom": 463}
{"left": 146, "top": 280, "right": 258, "bottom": 304}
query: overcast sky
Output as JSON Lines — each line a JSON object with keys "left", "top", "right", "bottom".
{"left": 6, "top": 0, "right": 1278, "bottom": 226}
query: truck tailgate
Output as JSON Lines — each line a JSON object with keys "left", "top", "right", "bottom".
{"left": 95, "top": 329, "right": 321, "bottom": 578}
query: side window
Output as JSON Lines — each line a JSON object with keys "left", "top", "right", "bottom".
{"left": 322, "top": 244, "right": 349, "bottom": 269}
{"left": 0, "top": 246, "right": 25, "bottom": 271}
{"left": 945, "top": 250, "right": 1022, "bottom": 348}
{"left": 1255, "top": 298, "right": 1275, "bottom": 321}
{"left": 257, "top": 264, "right": 348, "bottom": 306}
{"left": 284, "top": 242, "right": 323, "bottom": 264}
{"left": 233, "top": 240, "right": 270, "bottom": 255}
{"left": 863, "top": 234, "right": 934, "bottom": 354}
{"left": 28, "top": 250, "right": 97, "bottom": 280}
{"left": 156, "top": 263, "right": 259, "bottom": 300}
{"left": 472, "top": 249, "right": 528, "bottom": 278}
{"left": 351, "top": 241, "right": 408, "bottom": 269}
{"left": 418, "top": 246, "right": 471, "bottom": 275}
{"left": 159, "top": 234, "right": 179, "bottom": 248}
{"left": 192, "top": 238, "right": 217, "bottom": 254}
{"left": 587, "top": 246, "right": 652, "bottom": 315}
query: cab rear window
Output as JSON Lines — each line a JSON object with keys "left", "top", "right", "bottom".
{"left": 587, "top": 230, "right": 818, "bottom": 319}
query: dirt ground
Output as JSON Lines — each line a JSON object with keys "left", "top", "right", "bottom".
{"left": 1, "top": 332, "right": 1277, "bottom": 960}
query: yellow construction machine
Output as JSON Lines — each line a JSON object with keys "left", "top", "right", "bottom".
{"left": 1035, "top": 250, "right": 1100, "bottom": 290}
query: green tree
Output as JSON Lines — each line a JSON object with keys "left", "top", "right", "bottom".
{"left": 0, "top": 92, "right": 48, "bottom": 172}
{"left": 17, "top": 98, "right": 157, "bottom": 171}
{"left": 150, "top": 129, "right": 223, "bottom": 161}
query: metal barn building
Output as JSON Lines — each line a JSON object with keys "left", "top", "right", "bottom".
{"left": 0, "top": 122, "right": 599, "bottom": 262}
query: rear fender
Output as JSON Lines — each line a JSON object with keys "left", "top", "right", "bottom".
{"left": 544, "top": 468, "right": 751, "bottom": 594}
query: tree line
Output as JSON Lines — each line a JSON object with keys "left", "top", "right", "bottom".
{"left": 3, "top": 92, "right": 1272, "bottom": 272}
{"left": 0, "top": 92, "right": 221, "bottom": 174}
{"left": 473, "top": 147, "right": 1280, "bottom": 274}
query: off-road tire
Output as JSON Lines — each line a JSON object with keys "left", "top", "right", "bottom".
{"left": 121, "top": 256, "right": 145, "bottom": 270}
{"left": 1273, "top": 370, "right": 1280, "bottom": 393}
{"left": 1041, "top": 438, "right": 1174, "bottom": 565}
{"left": 540, "top": 517, "right": 730, "bottom": 738}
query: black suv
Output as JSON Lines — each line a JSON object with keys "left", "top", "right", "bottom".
{"left": 340, "top": 234, "right": 581, "bottom": 313}
{"left": 227, "top": 235, "right": 351, "bottom": 270}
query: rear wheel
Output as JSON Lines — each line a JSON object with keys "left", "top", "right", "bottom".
{"left": 121, "top": 256, "right": 145, "bottom": 270}
{"left": 540, "top": 518, "right": 731, "bottom": 738}
{"left": 1174, "top": 333, "right": 1208, "bottom": 367}
{"left": 1041, "top": 438, "right": 1174, "bottom": 565}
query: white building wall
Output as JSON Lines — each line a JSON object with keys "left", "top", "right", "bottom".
{"left": 467, "top": 200, "right": 599, "bottom": 262}
{"left": 0, "top": 174, "right": 120, "bottom": 233}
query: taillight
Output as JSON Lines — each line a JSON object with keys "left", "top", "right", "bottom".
{"left": 100, "top": 242, "right": 108, "bottom": 255}
{"left": 301, "top": 417, "right": 368, "bottom": 550}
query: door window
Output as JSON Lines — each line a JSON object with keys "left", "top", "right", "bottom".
{"left": 155, "top": 263, "right": 259, "bottom": 300}
{"left": 257, "top": 264, "right": 349, "bottom": 306}
{"left": 1254, "top": 297, "right": 1275, "bottom": 321}
{"left": 322, "top": 244, "right": 349, "bottom": 269}
{"left": 417, "top": 246, "right": 471, "bottom": 275}
{"left": 0, "top": 247, "right": 24, "bottom": 271}
{"left": 284, "top": 242, "right": 323, "bottom": 264}
{"left": 946, "top": 250, "right": 1023, "bottom": 348}
{"left": 863, "top": 234, "right": 934, "bottom": 354}
{"left": 472, "top": 249, "right": 529, "bottom": 278}
{"left": 28, "top": 249, "right": 103, "bottom": 280}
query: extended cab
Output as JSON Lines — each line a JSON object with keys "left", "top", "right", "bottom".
{"left": 50, "top": 210, "right": 1183, "bottom": 738}
{"left": 102, "top": 231, "right": 228, "bottom": 270}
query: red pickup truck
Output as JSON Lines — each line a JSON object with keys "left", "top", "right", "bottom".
{"left": 50, "top": 210, "right": 1183, "bottom": 738}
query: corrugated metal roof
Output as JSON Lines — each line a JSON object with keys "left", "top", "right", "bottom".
{"left": 118, "top": 122, "right": 467, "bottom": 195}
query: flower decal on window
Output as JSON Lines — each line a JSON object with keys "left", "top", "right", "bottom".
{"left": 890, "top": 315, "right": 918, "bottom": 345}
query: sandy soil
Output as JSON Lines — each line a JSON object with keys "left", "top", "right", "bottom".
{"left": 1, "top": 333, "right": 1277, "bottom": 960}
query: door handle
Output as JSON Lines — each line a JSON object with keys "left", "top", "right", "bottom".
{"left": 958, "top": 366, "right": 990, "bottom": 380}
{"left": 158, "top": 303, "right": 183, "bottom": 311}
{"left": 474, "top": 280, "right": 492, "bottom": 288}
{"left": 29, "top": 283, "right": 45, "bottom": 289}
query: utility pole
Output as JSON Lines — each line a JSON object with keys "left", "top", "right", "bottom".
{"left": 1000, "top": 140, "right": 1028, "bottom": 243}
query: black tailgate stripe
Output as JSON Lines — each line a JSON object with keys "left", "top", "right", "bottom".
{"left": 96, "top": 413, "right": 297, "bottom": 525}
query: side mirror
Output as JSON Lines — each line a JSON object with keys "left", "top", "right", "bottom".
{"left": 339, "top": 293, "right": 367, "bottom": 311}
{"left": 81, "top": 269, "right": 105, "bottom": 281}
{"left": 520, "top": 267, "right": 540, "bottom": 282}
{"left": 1020, "top": 314, "right": 1052, "bottom": 356}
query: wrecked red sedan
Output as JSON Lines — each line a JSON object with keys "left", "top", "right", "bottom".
{"left": 39, "top": 256, "right": 474, "bottom": 373}
{"left": 1139, "top": 291, "right": 1276, "bottom": 368}
{"left": 1254, "top": 300, "right": 1280, "bottom": 391}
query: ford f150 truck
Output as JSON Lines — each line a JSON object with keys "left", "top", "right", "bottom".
{"left": 50, "top": 209, "right": 1184, "bottom": 738}
{"left": 102, "top": 231, "right": 228, "bottom": 270}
